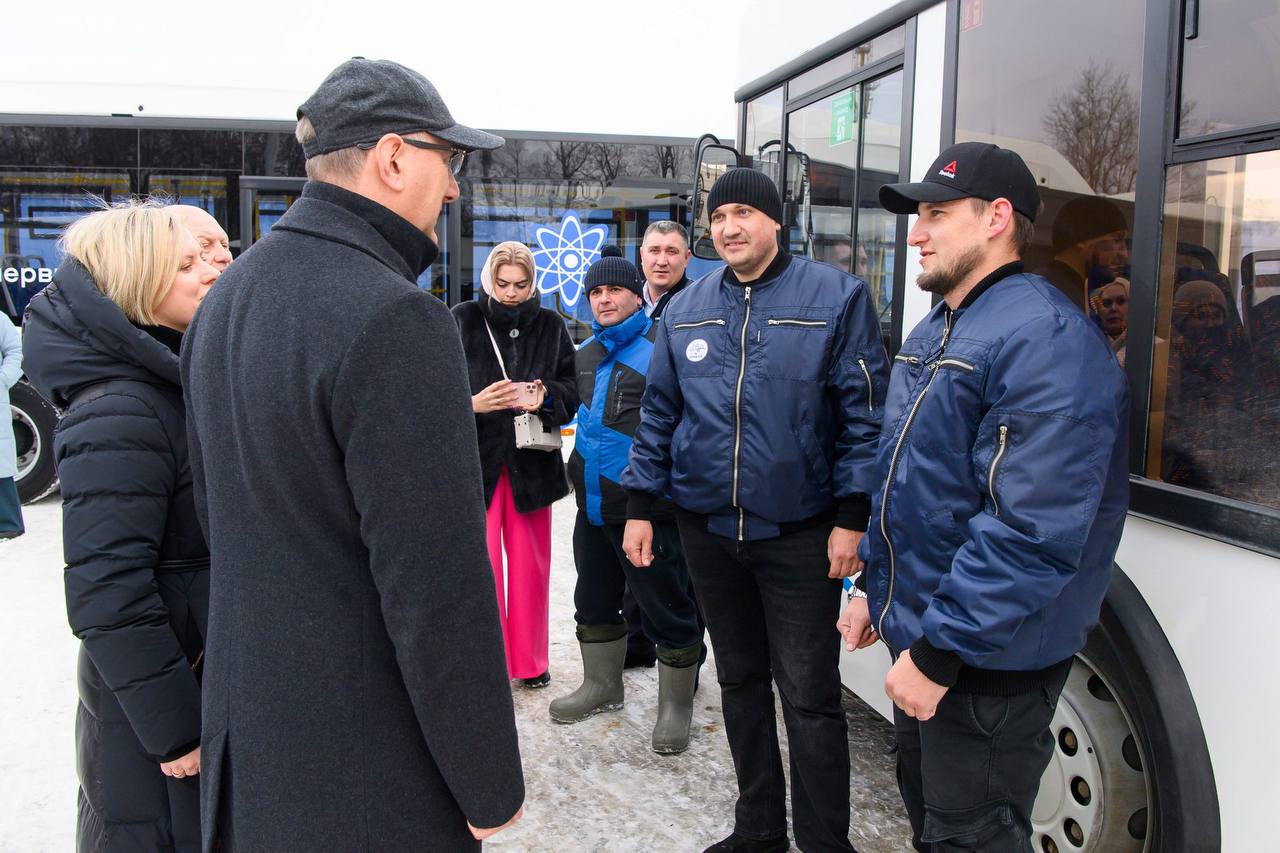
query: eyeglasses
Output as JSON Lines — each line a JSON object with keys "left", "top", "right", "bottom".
{"left": 356, "top": 137, "right": 467, "bottom": 175}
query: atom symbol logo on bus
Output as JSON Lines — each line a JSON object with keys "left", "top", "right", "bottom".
{"left": 531, "top": 213, "right": 607, "bottom": 308}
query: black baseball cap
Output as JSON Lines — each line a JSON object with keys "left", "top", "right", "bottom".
{"left": 297, "top": 58, "right": 504, "bottom": 158}
{"left": 879, "top": 142, "right": 1041, "bottom": 221}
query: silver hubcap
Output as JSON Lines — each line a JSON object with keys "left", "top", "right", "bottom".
{"left": 1033, "top": 654, "right": 1150, "bottom": 852}
{"left": 10, "top": 404, "right": 40, "bottom": 480}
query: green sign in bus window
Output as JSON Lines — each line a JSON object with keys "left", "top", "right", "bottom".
{"left": 830, "top": 89, "right": 859, "bottom": 147}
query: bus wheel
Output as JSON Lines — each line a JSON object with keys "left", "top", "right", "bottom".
{"left": 1033, "top": 568, "right": 1219, "bottom": 853}
{"left": 10, "top": 380, "right": 59, "bottom": 503}
{"left": 1033, "top": 652, "right": 1148, "bottom": 852}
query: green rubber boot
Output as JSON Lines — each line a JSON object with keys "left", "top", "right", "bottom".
{"left": 652, "top": 661, "right": 698, "bottom": 754}
{"left": 549, "top": 631, "right": 626, "bottom": 724}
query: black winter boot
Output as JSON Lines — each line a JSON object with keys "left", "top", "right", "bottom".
{"left": 701, "top": 832, "right": 790, "bottom": 853}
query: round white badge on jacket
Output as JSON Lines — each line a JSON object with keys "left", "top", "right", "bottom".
{"left": 686, "top": 339, "right": 709, "bottom": 362}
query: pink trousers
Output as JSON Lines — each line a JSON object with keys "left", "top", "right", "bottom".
{"left": 486, "top": 468, "right": 552, "bottom": 679}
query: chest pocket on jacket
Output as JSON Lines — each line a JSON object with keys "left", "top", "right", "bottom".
{"left": 603, "top": 364, "right": 642, "bottom": 433}
{"left": 667, "top": 311, "right": 730, "bottom": 378}
{"left": 756, "top": 308, "right": 833, "bottom": 381}
{"left": 916, "top": 352, "right": 985, "bottom": 455}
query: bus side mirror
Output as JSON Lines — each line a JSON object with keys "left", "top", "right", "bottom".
{"left": 691, "top": 143, "right": 741, "bottom": 261}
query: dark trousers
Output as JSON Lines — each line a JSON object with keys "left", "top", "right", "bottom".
{"left": 677, "top": 519, "right": 853, "bottom": 853}
{"left": 571, "top": 511, "right": 702, "bottom": 651}
{"left": 623, "top": 585, "right": 655, "bottom": 661}
{"left": 893, "top": 665, "right": 1070, "bottom": 852}
{"left": 624, "top": 575, "right": 705, "bottom": 661}
{"left": 0, "top": 476, "right": 23, "bottom": 535}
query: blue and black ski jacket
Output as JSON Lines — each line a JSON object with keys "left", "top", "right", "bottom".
{"left": 569, "top": 309, "right": 667, "bottom": 525}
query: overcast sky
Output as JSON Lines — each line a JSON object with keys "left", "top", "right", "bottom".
{"left": 1, "top": 0, "right": 893, "bottom": 142}
{"left": 0, "top": 2, "right": 753, "bottom": 138}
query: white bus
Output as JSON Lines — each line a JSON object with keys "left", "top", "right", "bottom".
{"left": 689, "top": 1, "right": 1280, "bottom": 850}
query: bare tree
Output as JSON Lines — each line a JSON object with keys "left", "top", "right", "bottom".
{"left": 550, "top": 141, "right": 592, "bottom": 183}
{"left": 590, "top": 143, "right": 626, "bottom": 185}
{"left": 1042, "top": 63, "right": 1140, "bottom": 196}
{"left": 645, "top": 145, "right": 679, "bottom": 179}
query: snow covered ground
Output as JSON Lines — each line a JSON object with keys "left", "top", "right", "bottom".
{"left": 0, "top": 494, "right": 911, "bottom": 852}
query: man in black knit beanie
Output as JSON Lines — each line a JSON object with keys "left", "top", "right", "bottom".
{"left": 622, "top": 167, "right": 889, "bottom": 853}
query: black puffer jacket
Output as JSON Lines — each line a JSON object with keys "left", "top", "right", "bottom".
{"left": 23, "top": 260, "right": 208, "bottom": 853}
{"left": 453, "top": 293, "right": 578, "bottom": 513}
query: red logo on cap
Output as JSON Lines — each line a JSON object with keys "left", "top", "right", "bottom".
{"left": 939, "top": 160, "right": 957, "bottom": 179}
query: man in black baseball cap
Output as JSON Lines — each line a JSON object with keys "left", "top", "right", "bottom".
{"left": 840, "top": 145, "right": 1129, "bottom": 850}
{"left": 879, "top": 141, "right": 1041, "bottom": 222}
{"left": 182, "top": 58, "right": 525, "bottom": 849}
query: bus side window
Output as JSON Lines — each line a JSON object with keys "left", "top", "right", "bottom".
{"left": 1148, "top": 152, "right": 1280, "bottom": 511}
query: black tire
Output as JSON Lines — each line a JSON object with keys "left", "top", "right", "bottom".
{"left": 10, "top": 379, "right": 59, "bottom": 503}
{"left": 1032, "top": 567, "right": 1221, "bottom": 853}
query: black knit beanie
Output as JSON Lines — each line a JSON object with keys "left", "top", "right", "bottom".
{"left": 584, "top": 245, "right": 644, "bottom": 297}
{"left": 707, "top": 167, "right": 784, "bottom": 224}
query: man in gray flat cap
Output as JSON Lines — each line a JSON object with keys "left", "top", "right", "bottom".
{"left": 182, "top": 58, "right": 525, "bottom": 851}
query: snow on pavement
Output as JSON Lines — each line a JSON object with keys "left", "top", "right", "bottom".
{"left": 0, "top": 494, "right": 910, "bottom": 852}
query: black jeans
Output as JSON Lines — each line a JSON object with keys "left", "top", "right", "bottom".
{"left": 677, "top": 519, "right": 853, "bottom": 853}
{"left": 571, "top": 511, "right": 702, "bottom": 651}
{"left": 893, "top": 665, "right": 1070, "bottom": 852}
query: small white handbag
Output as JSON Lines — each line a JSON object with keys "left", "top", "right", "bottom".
{"left": 484, "top": 319, "right": 562, "bottom": 452}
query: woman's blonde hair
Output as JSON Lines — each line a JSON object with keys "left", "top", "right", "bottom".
{"left": 59, "top": 199, "right": 188, "bottom": 325}
{"left": 481, "top": 241, "right": 538, "bottom": 300}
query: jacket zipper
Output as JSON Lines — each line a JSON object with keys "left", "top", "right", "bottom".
{"left": 876, "top": 312, "right": 952, "bottom": 640}
{"left": 672, "top": 318, "right": 727, "bottom": 330}
{"left": 766, "top": 318, "right": 825, "bottom": 327}
{"left": 732, "top": 286, "right": 753, "bottom": 541}
{"left": 894, "top": 354, "right": 920, "bottom": 365}
{"left": 858, "top": 358, "right": 874, "bottom": 412}
{"left": 936, "top": 357, "right": 974, "bottom": 372}
{"left": 988, "top": 424, "right": 1008, "bottom": 516}
{"left": 608, "top": 368, "right": 625, "bottom": 421}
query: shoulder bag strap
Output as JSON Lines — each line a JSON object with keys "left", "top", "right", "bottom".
{"left": 482, "top": 319, "right": 510, "bottom": 381}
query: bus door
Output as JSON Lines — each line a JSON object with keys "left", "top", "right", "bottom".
{"left": 781, "top": 70, "right": 905, "bottom": 348}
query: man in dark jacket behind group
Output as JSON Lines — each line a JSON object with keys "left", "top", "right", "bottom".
{"left": 181, "top": 59, "right": 524, "bottom": 851}
{"left": 839, "top": 142, "right": 1129, "bottom": 852}
{"left": 624, "top": 219, "right": 698, "bottom": 669}
{"left": 622, "top": 168, "right": 890, "bottom": 853}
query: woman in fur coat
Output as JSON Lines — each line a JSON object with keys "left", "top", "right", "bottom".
{"left": 453, "top": 242, "right": 578, "bottom": 687}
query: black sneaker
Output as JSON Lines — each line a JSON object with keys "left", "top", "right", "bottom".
{"left": 520, "top": 671, "right": 551, "bottom": 688}
{"left": 702, "top": 833, "right": 789, "bottom": 853}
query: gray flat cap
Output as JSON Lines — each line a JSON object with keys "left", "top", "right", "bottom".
{"left": 297, "top": 58, "right": 504, "bottom": 157}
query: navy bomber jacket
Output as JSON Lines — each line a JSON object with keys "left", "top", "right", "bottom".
{"left": 622, "top": 252, "right": 890, "bottom": 541}
{"left": 860, "top": 262, "right": 1130, "bottom": 691}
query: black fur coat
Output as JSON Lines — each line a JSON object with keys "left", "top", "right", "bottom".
{"left": 453, "top": 294, "right": 578, "bottom": 513}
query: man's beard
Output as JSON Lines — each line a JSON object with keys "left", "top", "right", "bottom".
{"left": 917, "top": 245, "right": 983, "bottom": 297}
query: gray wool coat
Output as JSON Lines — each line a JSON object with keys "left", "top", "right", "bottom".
{"left": 181, "top": 181, "right": 524, "bottom": 852}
